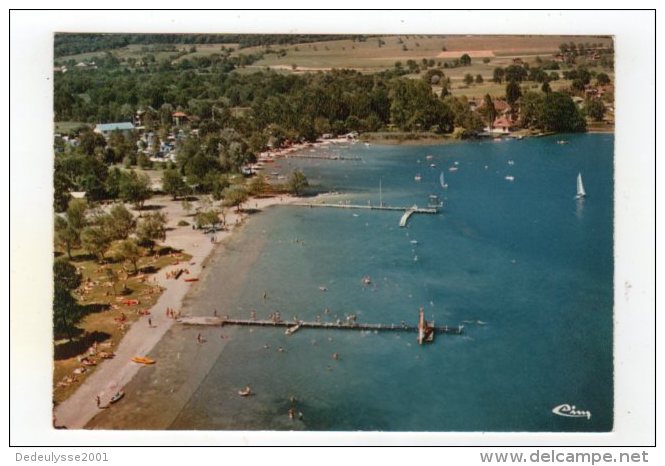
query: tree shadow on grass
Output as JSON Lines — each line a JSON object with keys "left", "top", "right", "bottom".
{"left": 140, "top": 265, "right": 159, "bottom": 274}
{"left": 54, "top": 330, "right": 111, "bottom": 360}
{"left": 80, "top": 302, "right": 111, "bottom": 317}
{"left": 156, "top": 246, "right": 182, "bottom": 256}
{"left": 71, "top": 252, "right": 97, "bottom": 263}
{"left": 139, "top": 204, "right": 165, "bottom": 212}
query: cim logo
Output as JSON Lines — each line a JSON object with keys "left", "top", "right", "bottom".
{"left": 552, "top": 404, "right": 591, "bottom": 420}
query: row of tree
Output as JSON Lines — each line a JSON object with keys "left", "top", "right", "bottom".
{"left": 55, "top": 33, "right": 369, "bottom": 58}
{"left": 54, "top": 198, "right": 166, "bottom": 262}
{"left": 53, "top": 198, "right": 168, "bottom": 338}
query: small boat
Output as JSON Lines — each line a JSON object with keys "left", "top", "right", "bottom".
{"left": 122, "top": 299, "right": 140, "bottom": 306}
{"left": 319, "top": 286, "right": 327, "bottom": 292}
{"left": 184, "top": 277, "right": 199, "bottom": 282}
{"left": 426, "top": 155, "right": 434, "bottom": 161}
{"left": 505, "top": 175, "right": 515, "bottom": 182}
{"left": 429, "top": 163, "right": 436, "bottom": 168}
{"left": 410, "top": 240, "right": 418, "bottom": 245}
{"left": 448, "top": 166, "right": 458, "bottom": 172}
{"left": 362, "top": 276, "right": 372, "bottom": 285}
{"left": 109, "top": 391, "right": 125, "bottom": 404}
{"left": 238, "top": 386, "right": 252, "bottom": 397}
{"left": 131, "top": 356, "right": 156, "bottom": 365}
{"left": 414, "top": 174, "right": 422, "bottom": 181}
{"left": 439, "top": 172, "right": 448, "bottom": 189}
{"left": 575, "top": 172, "right": 586, "bottom": 199}
{"left": 507, "top": 160, "right": 515, "bottom": 165}
{"left": 556, "top": 140, "right": 569, "bottom": 145}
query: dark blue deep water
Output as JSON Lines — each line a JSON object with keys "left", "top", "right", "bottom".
{"left": 170, "top": 134, "right": 614, "bottom": 431}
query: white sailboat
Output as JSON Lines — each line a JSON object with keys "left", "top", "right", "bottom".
{"left": 440, "top": 172, "right": 448, "bottom": 189}
{"left": 575, "top": 172, "right": 586, "bottom": 200}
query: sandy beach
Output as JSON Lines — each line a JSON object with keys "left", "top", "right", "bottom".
{"left": 53, "top": 193, "right": 306, "bottom": 429}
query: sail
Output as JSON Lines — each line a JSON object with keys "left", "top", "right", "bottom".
{"left": 577, "top": 173, "right": 586, "bottom": 198}
{"left": 440, "top": 172, "right": 447, "bottom": 188}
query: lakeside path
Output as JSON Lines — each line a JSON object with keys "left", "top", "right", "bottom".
{"left": 54, "top": 193, "right": 305, "bottom": 429}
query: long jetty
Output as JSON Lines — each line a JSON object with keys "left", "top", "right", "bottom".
{"left": 291, "top": 202, "right": 437, "bottom": 227}
{"left": 177, "top": 316, "right": 464, "bottom": 336}
{"left": 286, "top": 154, "right": 362, "bottom": 161}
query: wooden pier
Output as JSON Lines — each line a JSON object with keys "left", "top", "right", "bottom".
{"left": 291, "top": 202, "right": 437, "bottom": 227}
{"left": 177, "top": 316, "right": 464, "bottom": 337}
{"left": 286, "top": 154, "right": 362, "bottom": 161}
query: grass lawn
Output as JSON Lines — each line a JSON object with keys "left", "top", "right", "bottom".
{"left": 54, "top": 121, "right": 90, "bottom": 134}
{"left": 52, "top": 244, "right": 191, "bottom": 405}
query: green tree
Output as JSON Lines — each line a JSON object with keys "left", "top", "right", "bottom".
{"left": 541, "top": 81, "right": 552, "bottom": 93}
{"left": 54, "top": 198, "right": 88, "bottom": 258}
{"left": 53, "top": 282, "right": 82, "bottom": 340}
{"left": 162, "top": 169, "right": 189, "bottom": 200}
{"left": 103, "top": 203, "right": 136, "bottom": 240}
{"left": 504, "top": 65, "right": 528, "bottom": 82}
{"left": 519, "top": 91, "right": 545, "bottom": 128}
{"left": 78, "top": 130, "right": 107, "bottom": 156}
{"left": 596, "top": 72, "right": 611, "bottom": 86}
{"left": 571, "top": 79, "right": 586, "bottom": 93}
{"left": 116, "top": 238, "right": 142, "bottom": 274}
{"left": 119, "top": 170, "right": 152, "bottom": 210}
{"left": 492, "top": 67, "right": 505, "bottom": 84}
{"left": 475, "top": 74, "right": 484, "bottom": 84}
{"left": 137, "top": 211, "right": 167, "bottom": 252}
{"left": 54, "top": 258, "right": 82, "bottom": 291}
{"left": 54, "top": 215, "right": 78, "bottom": 259}
{"left": 81, "top": 225, "right": 112, "bottom": 262}
{"left": 463, "top": 73, "right": 474, "bottom": 85}
{"left": 105, "top": 267, "right": 119, "bottom": 296}
{"left": 585, "top": 98, "right": 606, "bottom": 121}
{"left": 480, "top": 94, "right": 496, "bottom": 130}
{"left": 195, "top": 210, "right": 221, "bottom": 230}
{"left": 459, "top": 54, "right": 471, "bottom": 66}
{"left": 248, "top": 175, "right": 269, "bottom": 196}
{"left": 222, "top": 185, "right": 249, "bottom": 212}
{"left": 288, "top": 169, "right": 309, "bottom": 196}
{"left": 506, "top": 80, "right": 522, "bottom": 108}
{"left": 540, "top": 92, "right": 586, "bottom": 132}
{"left": 66, "top": 198, "right": 88, "bottom": 234}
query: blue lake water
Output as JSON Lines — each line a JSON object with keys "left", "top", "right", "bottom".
{"left": 169, "top": 134, "right": 614, "bottom": 431}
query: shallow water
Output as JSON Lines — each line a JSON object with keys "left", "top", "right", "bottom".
{"left": 93, "top": 134, "right": 614, "bottom": 432}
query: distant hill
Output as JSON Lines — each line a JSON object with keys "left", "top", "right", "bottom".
{"left": 54, "top": 33, "right": 371, "bottom": 58}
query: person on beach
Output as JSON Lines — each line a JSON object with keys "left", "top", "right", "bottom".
{"left": 148, "top": 317, "right": 152, "bottom": 327}
{"left": 96, "top": 395, "right": 101, "bottom": 408}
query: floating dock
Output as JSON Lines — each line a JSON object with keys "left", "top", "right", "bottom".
{"left": 177, "top": 316, "right": 463, "bottom": 338}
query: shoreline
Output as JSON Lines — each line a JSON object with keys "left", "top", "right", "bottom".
{"left": 53, "top": 193, "right": 314, "bottom": 429}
